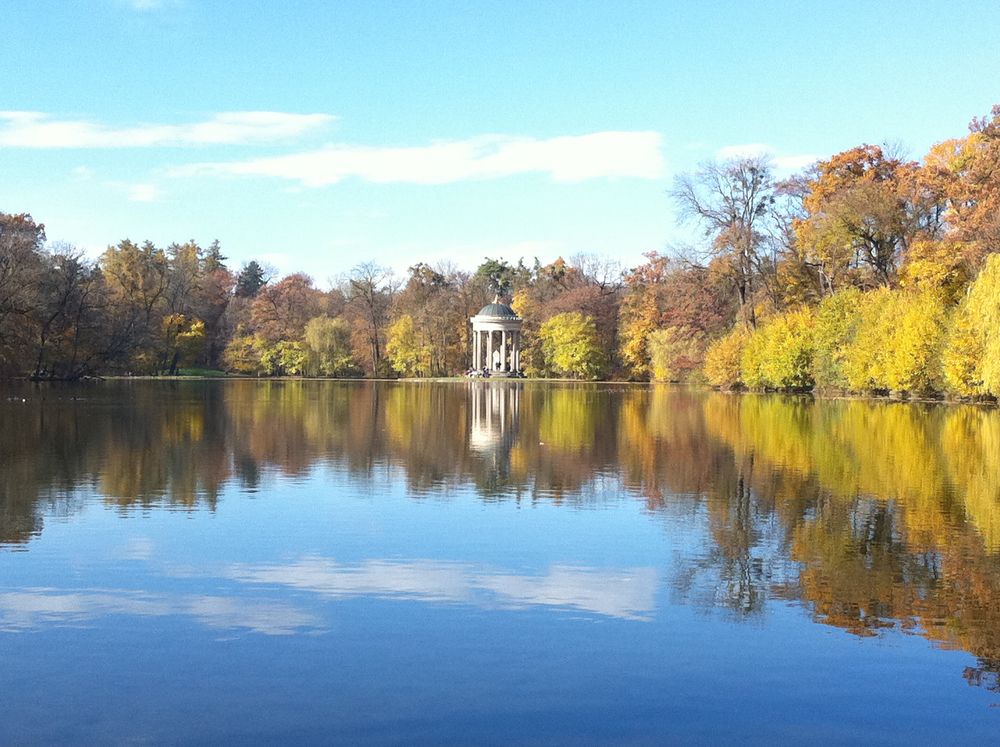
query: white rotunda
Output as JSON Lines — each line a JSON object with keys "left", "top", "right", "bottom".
{"left": 470, "top": 297, "right": 523, "bottom": 375}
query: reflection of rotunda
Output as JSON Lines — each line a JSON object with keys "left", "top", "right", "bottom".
{"left": 470, "top": 297, "right": 523, "bottom": 375}
{"left": 468, "top": 381, "right": 522, "bottom": 494}
{"left": 468, "top": 382, "right": 521, "bottom": 454}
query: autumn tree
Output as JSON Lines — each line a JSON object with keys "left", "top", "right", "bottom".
{"left": 386, "top": 314, "right": 432, "bottom": 377}
{"left": 618, "top": 252, "right": 734, "bottom": 379}
{"left": 99, "top": 239, "right": 171, "bottom": 371}
{"left": 511, "top": 256, "right": 622, "bottom": 376}
{"left": 249, "top": 273, "right": 326, "bottom": 344}
{"left": 161, "top": 314, "right": 207, "bottom": 374}
{"left": 344, "top": 262, "right": 395, "bottom": 375}
{"left": 0, "top": 213, "right": 45, "bottom": 373}
{"left": 920, "top": 106, "right": 1000, "bottom": 270}
{"left": 392, "top": 263, "right": 467, "bottom": 375}
{"left": 942, "top": 253, "right": 1000, "bottom": 397}
{"left": 793, "top": 145, "right": 940, "bottom": 290}
{"left": 538, "top": 311, "right": 608, "bottom": 380}
{"left": 30, "top": 244, "right": 105, "bottom": 379}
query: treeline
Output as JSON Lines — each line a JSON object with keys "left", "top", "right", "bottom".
{"left": 2, "top": 104, "right": 1000, "bottom": 391}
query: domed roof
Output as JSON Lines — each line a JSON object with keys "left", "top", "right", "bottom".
{"left": 476, "top": 302, "right": 519, "bottom": 319}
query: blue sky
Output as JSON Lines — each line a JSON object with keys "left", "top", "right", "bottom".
{"left": 2, "top": 0, "right": 999, "bottom": 283}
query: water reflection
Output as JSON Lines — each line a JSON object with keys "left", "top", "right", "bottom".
{"left": 0, "top": 588, "right": 321, "bottom": 635}
{"left": 1, "top": 381, "right": 1000, "bottom": 691}
{"left": 228, "top": 558, "right": 658, "bottom": 620}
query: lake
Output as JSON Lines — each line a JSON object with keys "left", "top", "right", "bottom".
{"left": 1, "top": 380, "right": 998, "bottom": 744}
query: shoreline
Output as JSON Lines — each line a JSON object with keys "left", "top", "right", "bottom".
{"left": 6, "top": 375, "right": 996, "bottom": 408}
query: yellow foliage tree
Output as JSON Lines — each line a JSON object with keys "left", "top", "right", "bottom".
{"left": 222, "top": 334, "right": 267, "bottom": 375}
{"left": 740, "top": 307, "right": 815, "bottom": 390}
{"left": 812, "top": 288, "right": 863, "bottom": 391}
{"left": 386, "top": 314, "right": 432, "bottom": 377}
{"left": 882, "top": 290, "right": 947, "bottom": 394}
{"left": 703, "top": 328, "right": 747, "bottom": 389}
{"left": 842, "top": 289, "right": 896, "bottom": 392}
{"left": 899, "top": 238, "right": 970, "bottom": 304}
{"left": 942, "top": 254, "right": 1000, "bottom": 397}
{"left": 161, "top": 313, "right": 206, "bottom": 374}
{"left": 303, "top": 315, "right": 356, "bottom": 377}
{"left": 538, "top": 312, "right": 608, "bottom": 380}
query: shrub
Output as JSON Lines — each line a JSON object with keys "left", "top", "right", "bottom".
{"left": 812, "top": 288, "right": 863, "bottom": 390}
{"left": 942, "top": 254, "right": 1000, "bottom": 397}
{"left": 842, "top": 289, "right": 896, "bottom": 393}
{"left": 741, "top": 307, "right": 815, "bottom": 390}
{"left": 703, "top": 327, "right": 747, "bottom": 389}
{"left": 882, "top": 290, "right": 947, "bottom": 394}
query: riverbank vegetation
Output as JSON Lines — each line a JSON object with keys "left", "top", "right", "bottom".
{"left": 1, "top": 105, "right": 999, "bottom": 397}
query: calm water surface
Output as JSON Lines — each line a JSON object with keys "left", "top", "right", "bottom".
{"left": 1, "top": 380, "right": 999, "bottom": 744}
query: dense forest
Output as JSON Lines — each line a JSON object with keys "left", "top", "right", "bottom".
{"left": 2, "top": 105, "right": 999, "bottom": 398}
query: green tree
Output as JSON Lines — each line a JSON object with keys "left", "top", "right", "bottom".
{"left": 303, "top": 316, "right": 356, "bottom": 376}
{"left": 234, "top": 260, "right": 268, "bottom": 298}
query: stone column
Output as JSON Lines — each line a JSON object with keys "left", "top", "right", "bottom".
{"left": 513, "top": 332, "right": 519, "bottom": 373}
{"left": 474, "top": 329, "right": 480, "bottom": 369}
{"left": 487, "top": 330, "right": 493, "bottom": 370}
{"left": 501, "top": 330, "right": 508, "bottom": 372}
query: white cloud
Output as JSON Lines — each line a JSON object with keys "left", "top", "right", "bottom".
{"left": 0, "top": 111, "right": 334, "bottom": 148}
{"left": 715, "top": 143, "right": 817, "bottom": 174}
{"left": 773, "top": 153, "right": 820, "bottom": 172}
{"left": 175, "top": 131, "right": 666, "bottom": 186}
{"left": 121, "top": 0, "right": 180, "bottom": 11}
{"left": 127, "top": 183, "right": 160, "bottom": 202}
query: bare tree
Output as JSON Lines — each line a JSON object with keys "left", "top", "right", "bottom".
{"left": 672, "top": 156, "right": 777, "bottom": 328}
{"left": 346, "top": 262, "right": 395, "bottom": 374}
{"left": 0, "top": 213, "right": 45, "bottom": 371}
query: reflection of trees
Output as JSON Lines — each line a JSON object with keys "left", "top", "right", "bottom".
{"left": 3, "top": 382, "right": 1000, "bottom": 690}
{"left": 702, "top": 393, "right": 1000, "bottom": 691}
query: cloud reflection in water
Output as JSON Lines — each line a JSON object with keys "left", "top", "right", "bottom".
{"left": 0, "top": 588, "right": 322, "bottom": 635}
{"left": 228, "top": 557, "right": 659, "bottom": 620}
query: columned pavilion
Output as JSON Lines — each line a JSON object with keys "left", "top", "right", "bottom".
{"left": 470, "top": 297, "right": 523, "bottom": 375}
